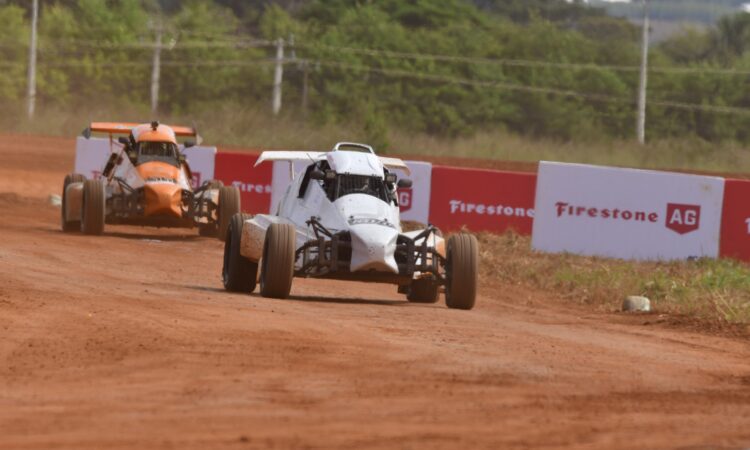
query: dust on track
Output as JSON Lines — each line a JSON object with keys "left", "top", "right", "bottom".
{"left": 1, "top": 134, "right": 749, "bottom": 449}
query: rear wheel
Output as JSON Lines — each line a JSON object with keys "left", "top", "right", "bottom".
{"left": 259, "top": 223, "right": 296, "bottom": 299}
{"left": 445, "top": 233, "right": 478, "bottom": 310}
{"left": 218, "top": 186, "right": 241, "bottom": 242}
{"left": 81, "top": 179, "right": 105, "bottom": 235}
{"left": 61, "top": 173, "right": 85, "bottom": 232}
{"left": 407, "top": 278, "right": 439, "bottom": 303}
{"left": 222, "top": 213, "right": 258, "bottom": 293}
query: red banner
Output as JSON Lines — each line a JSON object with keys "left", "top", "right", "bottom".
{"left": 429, "top": 166, "right": 536, "bottom": 234}
{"left": 214, "top": 152, "right": 273, "bottom": 215}
{"left": 719, "top": 178, "right": 750, "bottom": 262}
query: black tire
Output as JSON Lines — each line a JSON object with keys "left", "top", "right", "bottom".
{"left": 259, "top": 223, "right": 296, "bottom": 299}
{"left": 222, "top": 213, "right": 258, "bottom": 293}
{"left": 445, "top": 233, "right": 478, "bottom": 310}
{"left": 81, "top": 179, "right": 106, "bottom": 235}
{"left": 407, "top": 278, "right": 439, "bottom": 303}
{"left": 218, "top": 186, "right": 241, "bottom": 242}
{"left": 61, "top": 173, "right": 86, "bottom": 232}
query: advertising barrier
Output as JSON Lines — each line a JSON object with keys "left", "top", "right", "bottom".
{"left": 390, "top": 161, "right": 432, "bottom": 225}
{"left": 428, "top": 166, "right": 536, "bottom": 233}
{"left": 73, "top": 136, "right": 216, "bottom": 189}
{"left": 73, "top": 138, "right": 750, "bottom": 265}
{"left": 719, "top": 178, "right": 750, "bottom": 262}
{"left": 532, "top": 162, "right": 725, "bottom": 261}
{"left": 213, "top": 151, "right": 273, "bottom": 215}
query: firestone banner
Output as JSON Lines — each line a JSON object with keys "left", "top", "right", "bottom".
{"left": 428, "top": 166, "right": 536, "bottom": 233}
{"left": 719, "top": 178, "right": 750, "bottom": 262}
{"left": 214, "top": 152, "right": 273, "bottom": 215}
{"left": 532, "top": 162, "right": 725, "bottom": 261}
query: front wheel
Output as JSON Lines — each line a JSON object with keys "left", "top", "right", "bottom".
{"left": 259, "top": 223, "right": 296, "bottom": 299}
{"left": 81, "top": 179, "right": 105, "bottom": 235}
{"left": 222, "top": 213, "right": 258, "bottom": 293}
{"left": 61, "top": 173, "right": 85, "bottom": 232}
{"left": 217, "top": 185, "right": 241, "bottom": 242}
{"left": 445, "top": 233, "right": 478, "bottom": 310}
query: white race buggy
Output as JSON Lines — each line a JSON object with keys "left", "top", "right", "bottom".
{"left": 221, "top": 142, "right": 478, "bottom": 309}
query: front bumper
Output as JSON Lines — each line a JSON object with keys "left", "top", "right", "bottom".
{"left": 295, "top": 218, "right": 443, "bottom": 284}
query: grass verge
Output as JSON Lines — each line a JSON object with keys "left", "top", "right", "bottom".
{"left": 3, "top": 103, "right": 750, "bottom": 175}
{"left": 477, "top": 231, "right": 750, "bottom": 326}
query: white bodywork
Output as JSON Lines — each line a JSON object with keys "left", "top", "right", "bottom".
{"left": 239, "top": 144, "right": 441, "bottom": 278}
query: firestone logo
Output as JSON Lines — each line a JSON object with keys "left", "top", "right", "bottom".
{"left": 665, "top": 203, "right": 700, "bottom": 235}
{"left": 232, "top": 181, "right": 272, "bottom": 194}
{"left": 398, "top": 188, "right": 412, "bottom": 213}
{"left": 553, "top": 201, "right": 702, "bottom": 235}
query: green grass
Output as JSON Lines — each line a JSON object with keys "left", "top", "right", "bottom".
{"left": 3, "top": 102, "right": 750, "bottom": 175}
{"left": 479, "top": 231, "right": 750, "bottom": 325}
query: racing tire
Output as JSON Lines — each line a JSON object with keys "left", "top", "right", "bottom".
{"left": 407, "top": 278, "right": 439, "bottom": 303}
{"left": 259, "top": 223, "right": 296, "bottom": 299}
{"left": 445, "top": 233, "right": 478, "bottom": 310}
{"left": 61, "top": 173, "right": 85, "bottom": 232}
{"left": 218, "top": 186, "right": 241, "bottom": 242}
{"left": 222, "top": 213, "right": 258, "bottom": 293}
{"left": 81, "top": 179, "right": 106, "bottom": 235}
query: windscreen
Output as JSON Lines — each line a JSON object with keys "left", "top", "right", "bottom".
{"left": 334, "top": 175, "right": 389, "bottom": 202}
{"left": 137, "top": 141, "right": 180, "bottom": 166}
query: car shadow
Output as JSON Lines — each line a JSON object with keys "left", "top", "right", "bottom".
{"left": 43, "top": 227, "right": 205, "bottom": 242}
{"left": 276, "top": 293, "right": 407, "bottom": 307}
{"left": 99, "top": 231, "right": 204, "bottom": 242}
{"left": 176, "top": 285, "right": 432, "bottom": 308}
{"left": 182, "top": 284, "right": 227, "bottom": 294}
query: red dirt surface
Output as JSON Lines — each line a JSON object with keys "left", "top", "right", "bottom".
{"left": 1, "top": 134, "right": 750, "bottom": 449}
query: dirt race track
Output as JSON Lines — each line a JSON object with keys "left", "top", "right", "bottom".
{"left": 1, "top": 134, "right": 750, "bottom": 449}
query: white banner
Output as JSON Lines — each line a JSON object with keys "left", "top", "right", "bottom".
{"left": 392, "top": 161, "right": 431, "bottom": 225}
{"left": 531, "top": 162, "right": 725, "bottom": 261}
{"left": 271, "top": 160, "right": 432, "bottom": 223}
{"left": 74, "top": 136, "right": 216, "bottom": 189}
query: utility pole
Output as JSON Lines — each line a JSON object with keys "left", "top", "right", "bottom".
{"left": 301, "top": 60, "right": 309, "bottom": 120}
{"left": 26, "top": 0, "right": 39, "bottom": 119}
{"left": 272, "top": 38, "right": 284, "bottom": 115}
{"left": 636, "top": 0, "right": 650, "bottom": 145}
{"left": 150, "top": 21, "right": 163, "bottom": 116}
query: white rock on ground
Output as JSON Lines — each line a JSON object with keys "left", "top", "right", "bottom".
{"left": 622, "top": 296, "right": 651, "bottom": 312}
{"left": 48, "top": 194, "right": 61, "bottom": 207}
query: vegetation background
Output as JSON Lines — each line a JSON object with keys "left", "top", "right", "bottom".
{"left": 1, "top": 0, "right": 750, "bottom": 170}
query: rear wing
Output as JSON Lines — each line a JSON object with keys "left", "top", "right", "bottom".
{"left": 82, "top": 122, "right": 200, "bottom": 140}
{"left": 254, "top": 151, "right": 326, "bottom": 167}
{"left": 254, "top": 150, "right": 411, "bottom": 175}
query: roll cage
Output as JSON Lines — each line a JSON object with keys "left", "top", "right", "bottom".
{"left": 297, "top": 161, "right": 398, "bottom": 205}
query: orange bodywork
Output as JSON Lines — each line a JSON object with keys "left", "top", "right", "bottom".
{"left": 137, "top": 162, "right": 183, "bottom": 217}
{"left": 136, "top": 127, "right": 179, "bottom": 144}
